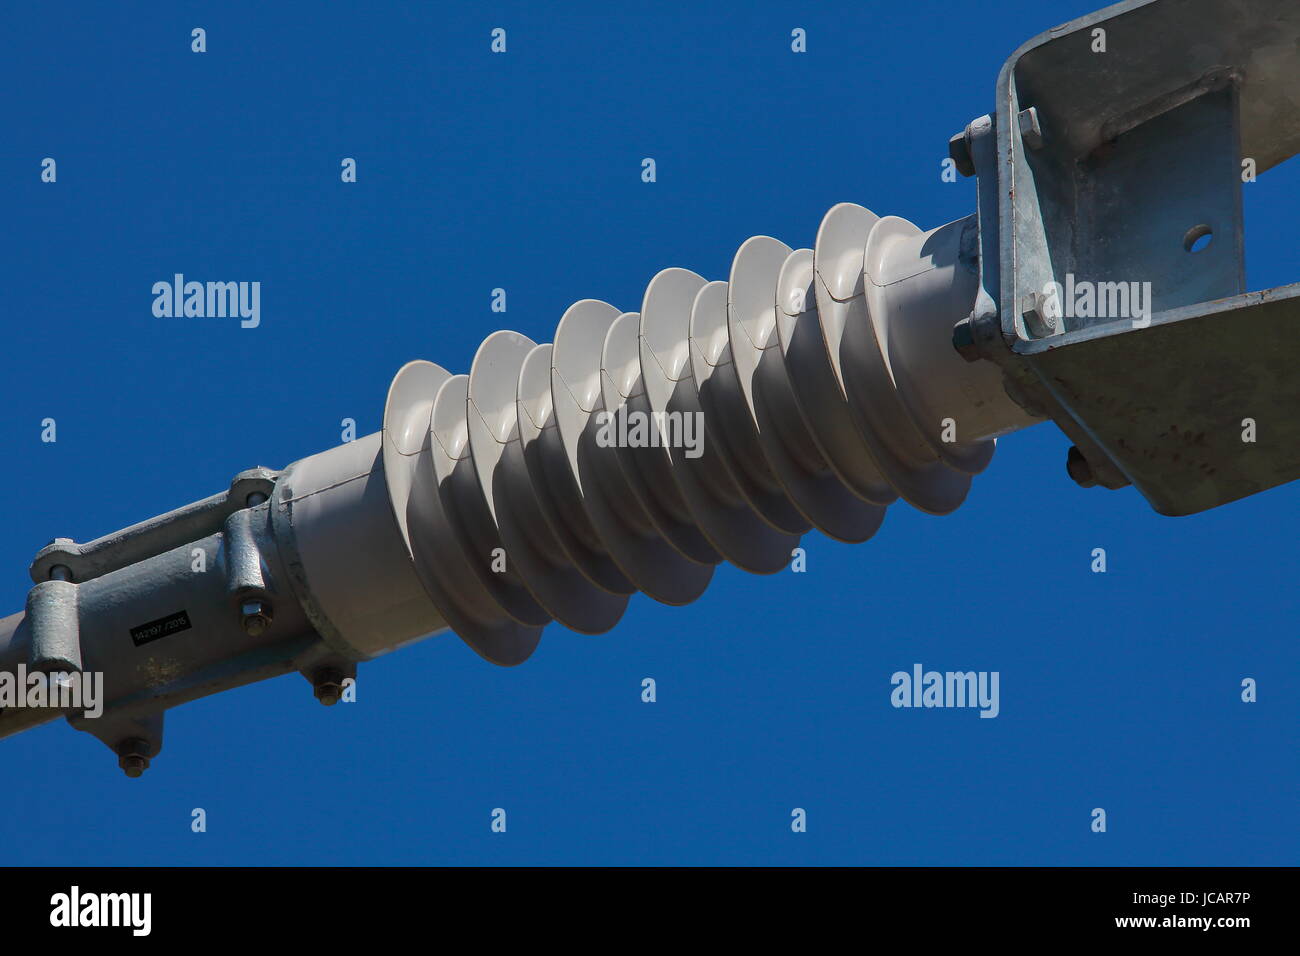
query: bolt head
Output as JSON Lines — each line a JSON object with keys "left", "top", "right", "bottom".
{"left": 1021, "top": 292, "right": 1060, "bottom": 338}
{"left": 1018, "top": 107, "right": 1045, "bottom": 150}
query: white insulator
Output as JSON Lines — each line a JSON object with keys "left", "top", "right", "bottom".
{"left": 380, "top": 203, "right": 1039, "bottom": 665}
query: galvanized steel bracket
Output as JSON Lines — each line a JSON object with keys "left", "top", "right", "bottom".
{"left": 963, "top": 0, "right": 1300, "bottom": 514}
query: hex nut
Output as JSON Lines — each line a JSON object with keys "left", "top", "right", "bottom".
{"left": 117, "top": 737, "right": 152, "bottom": 778}
{"left": 240, "top": 598, "right": 273, "bottom": 637}
{"left": 948, "top": 131, "right": 976, "bottom": 177}
{"left": 313, "top": 669, "right": 346, "bottom": 706}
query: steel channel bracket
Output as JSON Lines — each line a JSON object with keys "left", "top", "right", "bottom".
{"left": 960, "top": 0, "right": 1300, "bottom": 515}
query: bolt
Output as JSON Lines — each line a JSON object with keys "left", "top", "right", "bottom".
{"left": 313, "top": 668, "right": 346, "bottom": 706}
{"left": 246, "top": 491, "right": 268, "bottom": 507}
{"left": 948, "top": 130, "right": 975, "bottom": 177}
{"left": 117, "top": 737, "right": 152, "bottom": 778}
{"left": 48, "top": 564, "right": 72, "bottom": 581}
{"left": 1066, "top": 446, "right": 1097, "bottom": 488}
{"left": 240, "top": 598, "right": 273, "bottom": 637}
{"left": 1018, "top": 106, "right": 1044, "bottom": 150}
{"left": 1021, "top": 291, "right": 1060, "bottom": 338}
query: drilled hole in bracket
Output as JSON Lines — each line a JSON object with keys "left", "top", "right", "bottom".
{"left": 1183, "top": 223, "right": 1214, "bottom": 253}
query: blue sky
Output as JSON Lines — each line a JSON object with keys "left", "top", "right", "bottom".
{"left": 1, "top": 0, "right": 1296, "bottom": 865}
